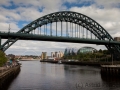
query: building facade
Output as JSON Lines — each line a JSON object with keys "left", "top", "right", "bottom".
{"left": 114, "top": 37, "right": 120, "bottom": 41}
{"left": 41, "top": 52, "right": 47, "bottom": 60}
{"left": 64, "top": 47, "right": 97, "bottom": 56}
{"left": 51, "top": 51, "right": 64, "bottom": 58}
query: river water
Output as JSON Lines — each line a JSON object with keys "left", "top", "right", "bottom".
{"left": 7, "top": 61, "right": 120, "bottom": 90}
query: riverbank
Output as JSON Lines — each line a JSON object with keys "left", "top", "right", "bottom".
{"left": 20, "top": 59, "right": 40, "bottom": 61}
{"left": 0, "top": 65, "right": 21, "bottom": 90}
{"left": 40, "top": 60, "right": 120, "bottom": 67}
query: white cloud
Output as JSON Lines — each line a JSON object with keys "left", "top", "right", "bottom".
{"left": 69, "top": 6, "right": 120, "bottom": 37}
{"left": 0, "top": 14, "right": 8, "bottom": 22}
{"left": 77, "top": 0, "right": 120, "bottom": 8}
{"left": 16, "top": 7, "right": 43, "bottom": 21}
{"left": 94, "top": 0, "right": 120, "bottom": 8}
{"left": 13, "top": 0, "right": 63, "bottom": 10}
{"left": 0, "top": 22, "right": 19, "bottom": 32}
{"left": 0, "top": 0, "right": 11, "bottom": 6}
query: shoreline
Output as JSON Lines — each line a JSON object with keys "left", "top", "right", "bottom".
{"left": 0, "top": 65, "right": 21, "bottom": 90}
{"left": 40, "top": 60, "right": 120, "bottom": 67}
{"left": 20, "top": 59, "right": 40, "bottom": 61}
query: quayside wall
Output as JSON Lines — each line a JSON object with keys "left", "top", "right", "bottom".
{"left": 40, "top": 60, "right": 120, "bottom": 67}
{"left": 101, "top": 65, "right": 120, "bottom": 76}
{"left": 0, "top": 65, "right": 20, "bottom": 90}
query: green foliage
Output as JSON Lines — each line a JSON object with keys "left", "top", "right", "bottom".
{"left": 63, "top": 49, "right": 111, "bottom": 62}
{"left": 0, "top": 50, "right": 8, "bottom": 67}
{"left": 98, "top": 49, "right": 102, "bottom": 53}
{"left": 102, "top": 50, "right": 110, "bottom": 54}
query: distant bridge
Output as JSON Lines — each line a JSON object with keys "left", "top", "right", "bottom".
{"left": 0, "top": 11, "right": 120, "bottom": 59}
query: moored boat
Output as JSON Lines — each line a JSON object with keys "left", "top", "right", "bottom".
{"left": 58, "top": 60, "right": 62, "bottom": 64}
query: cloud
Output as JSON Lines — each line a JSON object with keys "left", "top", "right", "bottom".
{"left": 13, "top": 0, "right": 63, "bottom": 10}
{"left": 0, "top": 14, "right": 8, "bottom": 22}
{"left": 16, "top": 7, "right": 43, "bottom": 21}
{"left": 69, "top": 6, "right": 120, "bottom": 37}
{"left": 0, "top": 0, "right": 11, "bottom": 6}
{"left": 0, "top": 22, "right": 19, "bottom": 32}
{"left": 94, "top": 0, "right": 120, "bottom": 8}
{"left": 77, "top": 0, "right": 120, "bottom": 8}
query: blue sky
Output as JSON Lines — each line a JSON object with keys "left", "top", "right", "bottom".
{"left": 0, "top": 0, "right": 120, "bottom": 55}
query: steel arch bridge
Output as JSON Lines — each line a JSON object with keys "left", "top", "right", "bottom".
{"left": 0, "top": 11, "right": 120, "bottom": 59}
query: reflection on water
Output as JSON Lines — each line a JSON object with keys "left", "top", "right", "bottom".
{"left": 101, "top": 74, "right": 120, "bottom": 90}
{"left": 40, "top": 62, "right": 65, "bottom": 79}
{"left": 7, "top": 61, "right": 120, "bottom": 90}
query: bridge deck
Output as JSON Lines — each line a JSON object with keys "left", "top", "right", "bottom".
{"left": 0, "top": 32, "right": 120, "bottom": 45}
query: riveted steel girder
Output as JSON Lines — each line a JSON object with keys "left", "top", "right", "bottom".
{"left": 1, "top": 32, "right": 120, "bottom": 45}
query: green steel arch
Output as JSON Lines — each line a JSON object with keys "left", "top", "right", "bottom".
{"left": 1, "top": 11, "right": 120, "bottom": 58}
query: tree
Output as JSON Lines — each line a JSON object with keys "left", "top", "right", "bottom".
{"left": 0, "top": 50, "right": 8, "bottom": 67}
{"left": 98, "top": 49, "right": 102, "bottom": 53}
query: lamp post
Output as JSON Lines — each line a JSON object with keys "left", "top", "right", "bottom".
{"left": 8, "top": 24, "right": 10, "bottom": 33}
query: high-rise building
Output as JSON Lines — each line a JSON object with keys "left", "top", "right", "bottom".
{"left": 41, "top": 52, "right": 47, "bottom": 60}
{"left": 51, "top": 52, "right": 55, "bottom": 57}
{"left": 59, "top": 51, "right": 64, "bottom": 58}
{"left": 114, "top": 37, "right": 120, "bottom": 41}
{"left": 51, "top": 51, "right": 64, "bottom": 58}
{"left": 55, "top": 52, "right": 58, "bottom": 57}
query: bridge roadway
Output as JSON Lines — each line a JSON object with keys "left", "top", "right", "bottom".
{"left": 0, "top": 32, "right": 120, "bottom": 45}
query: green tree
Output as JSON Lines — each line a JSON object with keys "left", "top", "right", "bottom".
{"left": 98, "top": 49, "right": 103, "bottom": 53}
{"left": 0, "top": 50, "right": 8, "bottom": 66}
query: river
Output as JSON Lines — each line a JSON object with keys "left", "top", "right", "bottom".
{"left": 7, "top": 61, "right": 120, "bottom": 90}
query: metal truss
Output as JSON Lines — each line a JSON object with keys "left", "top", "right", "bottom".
{"left": 1, "top": 11, "right": 120, "bottom": 59}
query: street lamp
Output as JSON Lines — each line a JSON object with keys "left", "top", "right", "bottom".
{"left": 8, "top": 24, "right": 10, "bottom": 32}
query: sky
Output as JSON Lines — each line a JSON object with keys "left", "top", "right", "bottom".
{"left": 0, "top": 0, "right": 120, "bottom": 55}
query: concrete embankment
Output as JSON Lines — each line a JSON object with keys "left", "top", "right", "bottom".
{"left": 0, "top": 65, "right": 21, "bottom": 90}
{"left": 101, "top": 65, "right": 120, "bottom": 76}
